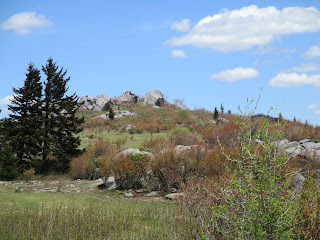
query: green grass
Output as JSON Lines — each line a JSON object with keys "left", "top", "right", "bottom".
{"left": 79, "top": 130, "right": 167, "bottom": 150}
{"left": 0, "top": 180, "right": 193, "bottom": 240}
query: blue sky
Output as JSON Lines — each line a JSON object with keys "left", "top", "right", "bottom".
{"left": 1, "top": 0, "right": 320, "bottom": 124}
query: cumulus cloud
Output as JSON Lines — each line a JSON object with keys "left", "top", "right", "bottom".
{"left": 171, "top": 49, "right": 186, "bottom": 58}
{"left": 166, "top": 5, "right": 320, "bottom": 52}
{"left": 269, "top": 73, "right": 320, "bottom": 87}
{"left": 292, "top": 63, "right": 320, "bottom": 72}
{"left": 171, "top": 19, "right": 190, "bottom": 32}
{"left": 303, "top": 46, "right": 320, "bottom": 58}
{"left": 308, "top": 104, "right": 318, "bottom": 109}
{"left": 1, "top": 12, "right": 52, "bottom": 35}
{"left": 0, "top": 95, "right": 13, "bottom": 105}
{"left": 210, "top": 67, "right": 259, "bottom": 82}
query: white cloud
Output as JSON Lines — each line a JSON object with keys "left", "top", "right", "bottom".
{"left": 171, "top": 19, "right": 190, "bottom": 32}
{"left": 0, "top": 95, "right": 13, "bottom": 105}
{"left": 315, "top": 110, "right": 320, "bottom": 115}
{"left": 171, "top": 49, "right": 186, "bottom": 58}
{"left": 308, "top": 104, "right": 318, "bottom": 109}
{"left": 1, "top": 12, "right": 52, "bottom": 35}
{"left": 210, "top": 67, "right": 259, "bottom": 82}
{"left": 303, "top": 46, "right": 320, "bottom": 58}
{"left": 269, "top": 73, "right": 320, "bottom": 87}
{"left": 166, "top": 5, "right": 320, "bottom": 52}
{"left": 292, "top": 63, "right": 320, "bottom": 72}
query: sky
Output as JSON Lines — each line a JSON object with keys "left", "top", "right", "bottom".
{"left": 1, "top": 0, "right": 320, "bottom": 125}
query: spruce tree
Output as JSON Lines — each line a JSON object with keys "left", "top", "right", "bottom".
{"left": 214, "top": 107, "right": 219, "bottom": 120}
{"left": 7, "top": 63, "right": 43, "bottom": 172}
{"left": 108, "top": 106, "right": 115, "bottom": 119}
{"left": 220, "top": 103, "right": 224, "bottom": 114}
{"left": 40, "top": 58, "right": 84, "bottom": 173}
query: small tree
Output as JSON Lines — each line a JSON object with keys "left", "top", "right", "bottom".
{"left": 220, "top": 103, "right": 224, "bottom": 114}
{"left": 108, "top": 106, "right": 115, "bottom": 119}
{"left": 103, "top": 101, "right": 112, "bottom": 111}
{"left": 278, "top": 112, "right": 284, "bottom": 123}
{"left": 214, "top": 107, "right": 219, "bottom": 120}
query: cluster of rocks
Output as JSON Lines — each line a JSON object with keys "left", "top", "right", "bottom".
{"left": 80, "top": 89, "right": 188, "bottom": 115}
{"left": 80, "top": 90, "right": 168, "bottom": 111}
{"left": 276, "top": 139, "right": 320, "bottom": 157}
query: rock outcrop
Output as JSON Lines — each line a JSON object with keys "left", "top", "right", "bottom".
{"left": 80, "top": 94, "right": 111, "bottom": 111}
{"left": 139, "top": 90, "right": 167, "bottom": 107}
{"left": 113, "top": 91, "right": 138, "bottom": 104}
{"left": 80, "top": 89, "right": 167, "bottom": 110}
{"left": 276, "top": 139, "right": 320, "bottom": 157}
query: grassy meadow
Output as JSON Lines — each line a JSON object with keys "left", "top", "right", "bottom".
{"left": 0, "top": 179, "right": 194, "bottom": 240}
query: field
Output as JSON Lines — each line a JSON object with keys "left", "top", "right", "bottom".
{"left": 0, "top": 179, "right": 193, "bottom": 240}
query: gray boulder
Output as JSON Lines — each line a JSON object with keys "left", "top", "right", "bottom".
{"left": 293, "top": 173, "right": 306, "bottom": 191}
{"left": 139, "top": 90, "right": 166, "bottom": 107}
{"left": 80, "top": 94, "right": 111, "bottom": 111}
{"left": 115, "top": 148, "right": 153, "bottom": 159}
{"left": 165, "top": 192, "right": 184, "bottom": 200}
{"left": 114, "top": 91, "right": 138, "bottom": 104}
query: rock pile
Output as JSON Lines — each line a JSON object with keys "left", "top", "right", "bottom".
{"left": 80, "top": 89, "right": 167, "bottom": 111}
{"left": 276, "top": 139, "right": 320, "bottom": 157}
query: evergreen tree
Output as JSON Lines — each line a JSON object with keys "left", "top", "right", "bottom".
{"left": 214, "top": 107, "right": 219, "bottom": 120}
{"left": 40, "top": 58, "right": 84, "bottom": 174}
{"left": 103, "top": 101, "right": 112, "bottom": 111}
{"left": 108, "top": 106, "right": 115, "bottom": 119}
{"left": 0, "top": 118, "right": 18, "bottom": 180}
{"left": 7, "top": 63, "right": 43, "bottom": 172}
{"left": 220, "top": 103, "right": 224, "bottom": 114}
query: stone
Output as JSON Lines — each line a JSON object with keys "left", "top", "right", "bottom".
{"left": 104, "top": 176, "right": 116, "bottom": 190}
{"left": 66, "top": 184, "right": 75, "bottom": 188}
{"left": 293, "top": 173, "right": 306, "bottom": 191}
{"left": 114, "top": 91, "right": 138, "bottom": 104}
{"left": 136, "top": 189, "right": 146, "bottom": 193}
{"left": 139, "top": 90, "right": 166, "bottom": 107}
{"left": 115, "top": 148, "right": 154, "bottom": 159}
{"left": 144, "top": 191, "right": 158, "bottom": 197}
{"left": 275, "top": 139, "right": 289, "bottom": 149}
{"left": 80, "top": 94, "right": 111, "bottom": 111}
{"left": 170, "top": 188, "right": 177, "bottom": 193}
{"left": 285, "top": 141, "right": 299, "bottom": 148}
{"left": 125, "top": 192, "right": 134, "bottom": 198}
{"left": 284, "top": 146, "right": 303, "bottom": 157}
{"left": 0, "top": 181, "right": 4, "bottom": 185}
{"left": 216, "top": 117, "right": 229, "bottom": 125}
{"left": 302, "top": 142, "right": 320, "bottom": 150}
{"left": 299, "top": 139, "right": 311, "bottom": 144}
{"left": 165, "top": 192, "right": 184, "bottom": 200}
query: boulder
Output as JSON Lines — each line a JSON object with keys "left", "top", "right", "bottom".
{"left": 217, "top": 117, "right": 229, "bottom": 125}
{"left": 125, "top": 192, "right": 134, "bottom": 198}
{"left": 301, "top": 142, "right": 320, "bottom": 150}
{"left": 114, "top": 91, "right": 138, "bottom": 104}
{"left": 103, "top": 176, "right": 116, "bottom": 190}
{"left": 293, "top": 173, "right": 306, "bottom": 191}
{"left": 80, "top": 94, "right": 111, "bottom": 111}
{"left": 284, "top": 146, "right": 303, "bottom": 157}
{"left": 115, "top": 148, "right": 153, "bottom": 159}
{"left": 139, "top": 90, "right": 166, "bottom": 107}
{"left": 144, "top": 191, "right": 158, "bottom": 197}
{"left": 165, "top": 192, "right": 184, "bottom": 200}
